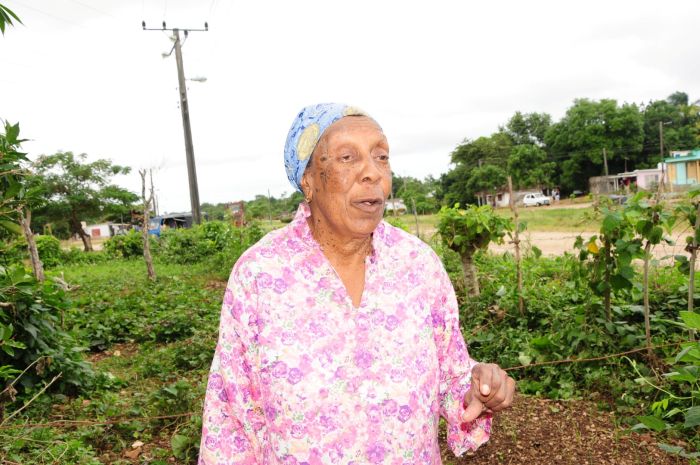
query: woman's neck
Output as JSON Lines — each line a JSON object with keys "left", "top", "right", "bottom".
{"left": 306, "top": 215, "right": 372, "bottom": 268}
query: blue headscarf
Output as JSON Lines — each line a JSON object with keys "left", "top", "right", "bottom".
{"left": 284, "top": 103, "right": 370, "bottom": 193}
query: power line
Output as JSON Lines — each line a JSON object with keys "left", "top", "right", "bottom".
{"left": 63, "top": 0, "right": 119, "bottom": 20}
{"left": 6, "top": 0, "right": 89, "bottom": 30}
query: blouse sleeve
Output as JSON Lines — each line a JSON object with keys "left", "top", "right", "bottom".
{"left": 429, "top": 252, "right": 492, "bottom": 456}
{"left": 199, "top": 262, "right": 265, "bottom": 465}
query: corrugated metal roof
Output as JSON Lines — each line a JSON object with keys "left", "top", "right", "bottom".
{"left": 665, "top": 149, "right": 700, "bottom": 163}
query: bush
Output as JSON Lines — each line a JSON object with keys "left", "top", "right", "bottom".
{"left": 0, "top": 264, "right": 94, "bottom": 394}
{"left": 1, "top": 234, "right": 63, "bottom": 268}
{"left": 103, "top": 229, "right": 154, "bottom": 258}
{"left": 62, "top": 248, "right": 110, "bottom": 265}
{"left": 159, "top": 221, "right": 263, "bottom": 272}
{"left": 34, "top": 234, "right": 62, "bottom": 267}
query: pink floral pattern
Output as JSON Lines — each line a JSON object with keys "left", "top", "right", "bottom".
{"left": 199, "top": 203, "right": 491, "bottom": 465}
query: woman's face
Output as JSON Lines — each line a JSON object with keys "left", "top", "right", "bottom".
{"left": 301, "top": 116, "right": 392, "bottom": 239}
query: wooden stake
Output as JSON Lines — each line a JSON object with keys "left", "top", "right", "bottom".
{"left": 508, "top": 176, "right": 524, "bottom": 315}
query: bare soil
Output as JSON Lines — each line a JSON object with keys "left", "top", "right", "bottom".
{"left": 489, "top": 230, "right": 691, "bottom": 261}
{"left": 439, "top": 395, "right": 689, "bottom": 465}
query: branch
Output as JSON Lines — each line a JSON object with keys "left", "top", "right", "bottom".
{"left": 0, "top": 356, "right": 46, "bottom": 397}
{"left": 1, "top": 373, "right": 62, "bottom": 426}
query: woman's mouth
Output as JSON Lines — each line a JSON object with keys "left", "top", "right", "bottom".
{"left": 353, "top": 198, "right": 384, "bottom": 213}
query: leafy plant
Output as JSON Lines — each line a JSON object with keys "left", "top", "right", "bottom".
{"left": 437, "top": 204, "right": 513, "bottom": 296}
{"left": 0, "top": 264, "right": 94, "bottom": 393}
{"left": 103, "top": 229, "right": 155, "bottom": 259}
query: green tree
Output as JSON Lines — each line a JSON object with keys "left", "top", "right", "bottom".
{"left": 641, "top": 92, "right": 700, "bottom": 165}
{"left": 507, "top": 144, "right": 555, "bottom": 190}
{"left": 32, "top": 152, "right": 137, "bottom": 251}
{"left": 201, "top": 202, "right": 230, "bottom": 221}
{"left": 502, "top": 111, "right": 552, "bottom": 146}
{"left": 450, "top": 132, "right": 513, "bottom": 166}
{"left": 466, "top": 164, "right": 507, "bottom": 201}
{"left": 393, "top": 174, "right": 439, "bottom": 214}
{"left": 545, "top": 99, "right": 644, "bottom": 192}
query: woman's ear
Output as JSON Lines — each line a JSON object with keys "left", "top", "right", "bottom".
{"left": 300, "top": 169, "right": 313, "bottom": 203}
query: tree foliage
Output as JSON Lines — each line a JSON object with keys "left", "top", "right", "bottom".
{"left": 31, "top": 152, "right": 137, "bottom": 251}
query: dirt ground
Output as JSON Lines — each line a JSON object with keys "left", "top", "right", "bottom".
{"left": 439, "top": 395, "right": 689, "bottom": 465}
{"left": 489, "top": 229, "right": 692, "bottom": 261}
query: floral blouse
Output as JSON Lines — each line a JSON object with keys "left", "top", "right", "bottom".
{"left": 199, "top": 203, "right": 491, "bottom": 465}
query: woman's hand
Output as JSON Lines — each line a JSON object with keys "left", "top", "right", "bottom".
{"left": 462, "top": 363, "right": 515, "bottom": 422}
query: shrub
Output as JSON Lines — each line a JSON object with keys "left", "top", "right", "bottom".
{"left": 1, "top": 235, "right": 63, "bottom": 268}
{"left": 103, "top": 229, "right": 154, "bottom": 258}
{"left": 34, "top": 234, "right": 62, "bottom": 267}
{"left": 62, "top": 248, "right": 110, "bottom": 265}
{"left": 159, "top": 221, "right": 263, "bottom": 272}
{"left": 0, "top": 264, "right": 94, "bottom": 394}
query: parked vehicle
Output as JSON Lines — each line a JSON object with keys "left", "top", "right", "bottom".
{"left": 522, "top": 192, "right": 551, "bottom": 207}
{"left": 148, "top": 212, "right": 194, "bottom": 236}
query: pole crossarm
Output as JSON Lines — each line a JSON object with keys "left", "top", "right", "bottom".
{"left": 142, "top": 21, "right": 208, "bottom": 32}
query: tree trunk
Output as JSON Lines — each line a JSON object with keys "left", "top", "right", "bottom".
{"left": 140, "top": 169, "right": 156, "bottom": 281}
{"left": 70, "top": 212, "right": 93, "bottom": 252}
{"left": 643, "top": 241, "right": 652, "bottom": 358}
{"left": 461, "top": 252, "right": 480, "bottom": 296}
{"left": 20, "top": 209, "right": 44, "bottom": 282}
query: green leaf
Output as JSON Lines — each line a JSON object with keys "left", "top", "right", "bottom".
{"left": 0, "top": 220, "right": 22, "bottom": 235}
{"left": 637, "top": 415, "right": 667, "bottom": 432}
{"left": 517, "top": 353, "right": 532, "bottom": 366}
{"left": 171, "top": 434, "right": 192, "bottom": 458}
{"left": 679, "top": 311, "right": 700, "bottom": 330}
{"left": 684, "top": 406, "right": 700, "bottom": 428}
{"left": 602, "top": 214, "right": 621, "bottom": 233}
{"left": 530, "top": 336, "right": 551, "bottom": 350}
{"left": 610, "top": 274, "right": 632, "bottom": 291}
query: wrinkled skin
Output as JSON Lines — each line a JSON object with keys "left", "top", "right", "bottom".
{"left": 300, "top": 115, "right": 515, "bottom": 418}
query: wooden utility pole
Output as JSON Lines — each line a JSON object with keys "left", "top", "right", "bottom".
{"left": 143, "top": 21, "right": 207, "bottom": 225}
{"left": 603, "top": 148, "right": 609, "bottom": 176}
{"left": 411, "top": 197, "right": 420, "bottom": 238}
{"left": 659, "top": 121, "right": 665, "bottom": 159}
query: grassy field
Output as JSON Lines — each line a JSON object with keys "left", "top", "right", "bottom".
{"left": 391, "top": 204, "right": 599, "bottom": 238}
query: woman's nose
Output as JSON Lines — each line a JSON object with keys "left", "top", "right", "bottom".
{"left": 359, "top": 154, "right": 385, "bottom": 184}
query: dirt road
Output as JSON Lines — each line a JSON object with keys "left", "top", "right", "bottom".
{"left": 489, "top": 230, "right": 690, "bottom": 260}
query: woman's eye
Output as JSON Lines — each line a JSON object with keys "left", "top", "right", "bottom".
{"left": 375, "top": 151, "right": 389, "bottom": 161}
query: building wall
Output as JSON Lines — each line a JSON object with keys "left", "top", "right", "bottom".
{"left": 689, "top": 161, "right": 700, "bottom": 184}
{"left": 637, "top": 171, "right": 661, "bottom": 189}
{"left": 668, "top": 164, "right": 677, "bottom": 184}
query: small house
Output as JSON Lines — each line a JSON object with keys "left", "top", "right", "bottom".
{"left": 384, "top": 199, "right": 407, "bottom": 214}
{"left": 665, "top": 149, "right": 700, "bottom": 187}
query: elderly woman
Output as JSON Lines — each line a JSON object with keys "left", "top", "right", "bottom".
{"left": 199, "top": 103, "right": 515, "bottom": 464}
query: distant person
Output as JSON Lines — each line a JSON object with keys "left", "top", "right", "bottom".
{"left": 199, "top": 103, "right": 515, "bottom": 464}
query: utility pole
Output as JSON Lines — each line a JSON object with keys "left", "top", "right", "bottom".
{"left": 659, "top": 121, "right": 665, "bottom": 159}
{"left": 602, "top": 148, "right": 609, "bottom": 176}
{"left": 143, "top": 21, "right": 208, "bottom": 224}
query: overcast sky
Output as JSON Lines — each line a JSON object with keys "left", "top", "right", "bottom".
{"left": 2, "top": 0, "right": 699, "bottom": 213}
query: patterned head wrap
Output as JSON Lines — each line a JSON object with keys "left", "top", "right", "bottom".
{"left": 284, "top": 103, "right": 370, "bottom": 192}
